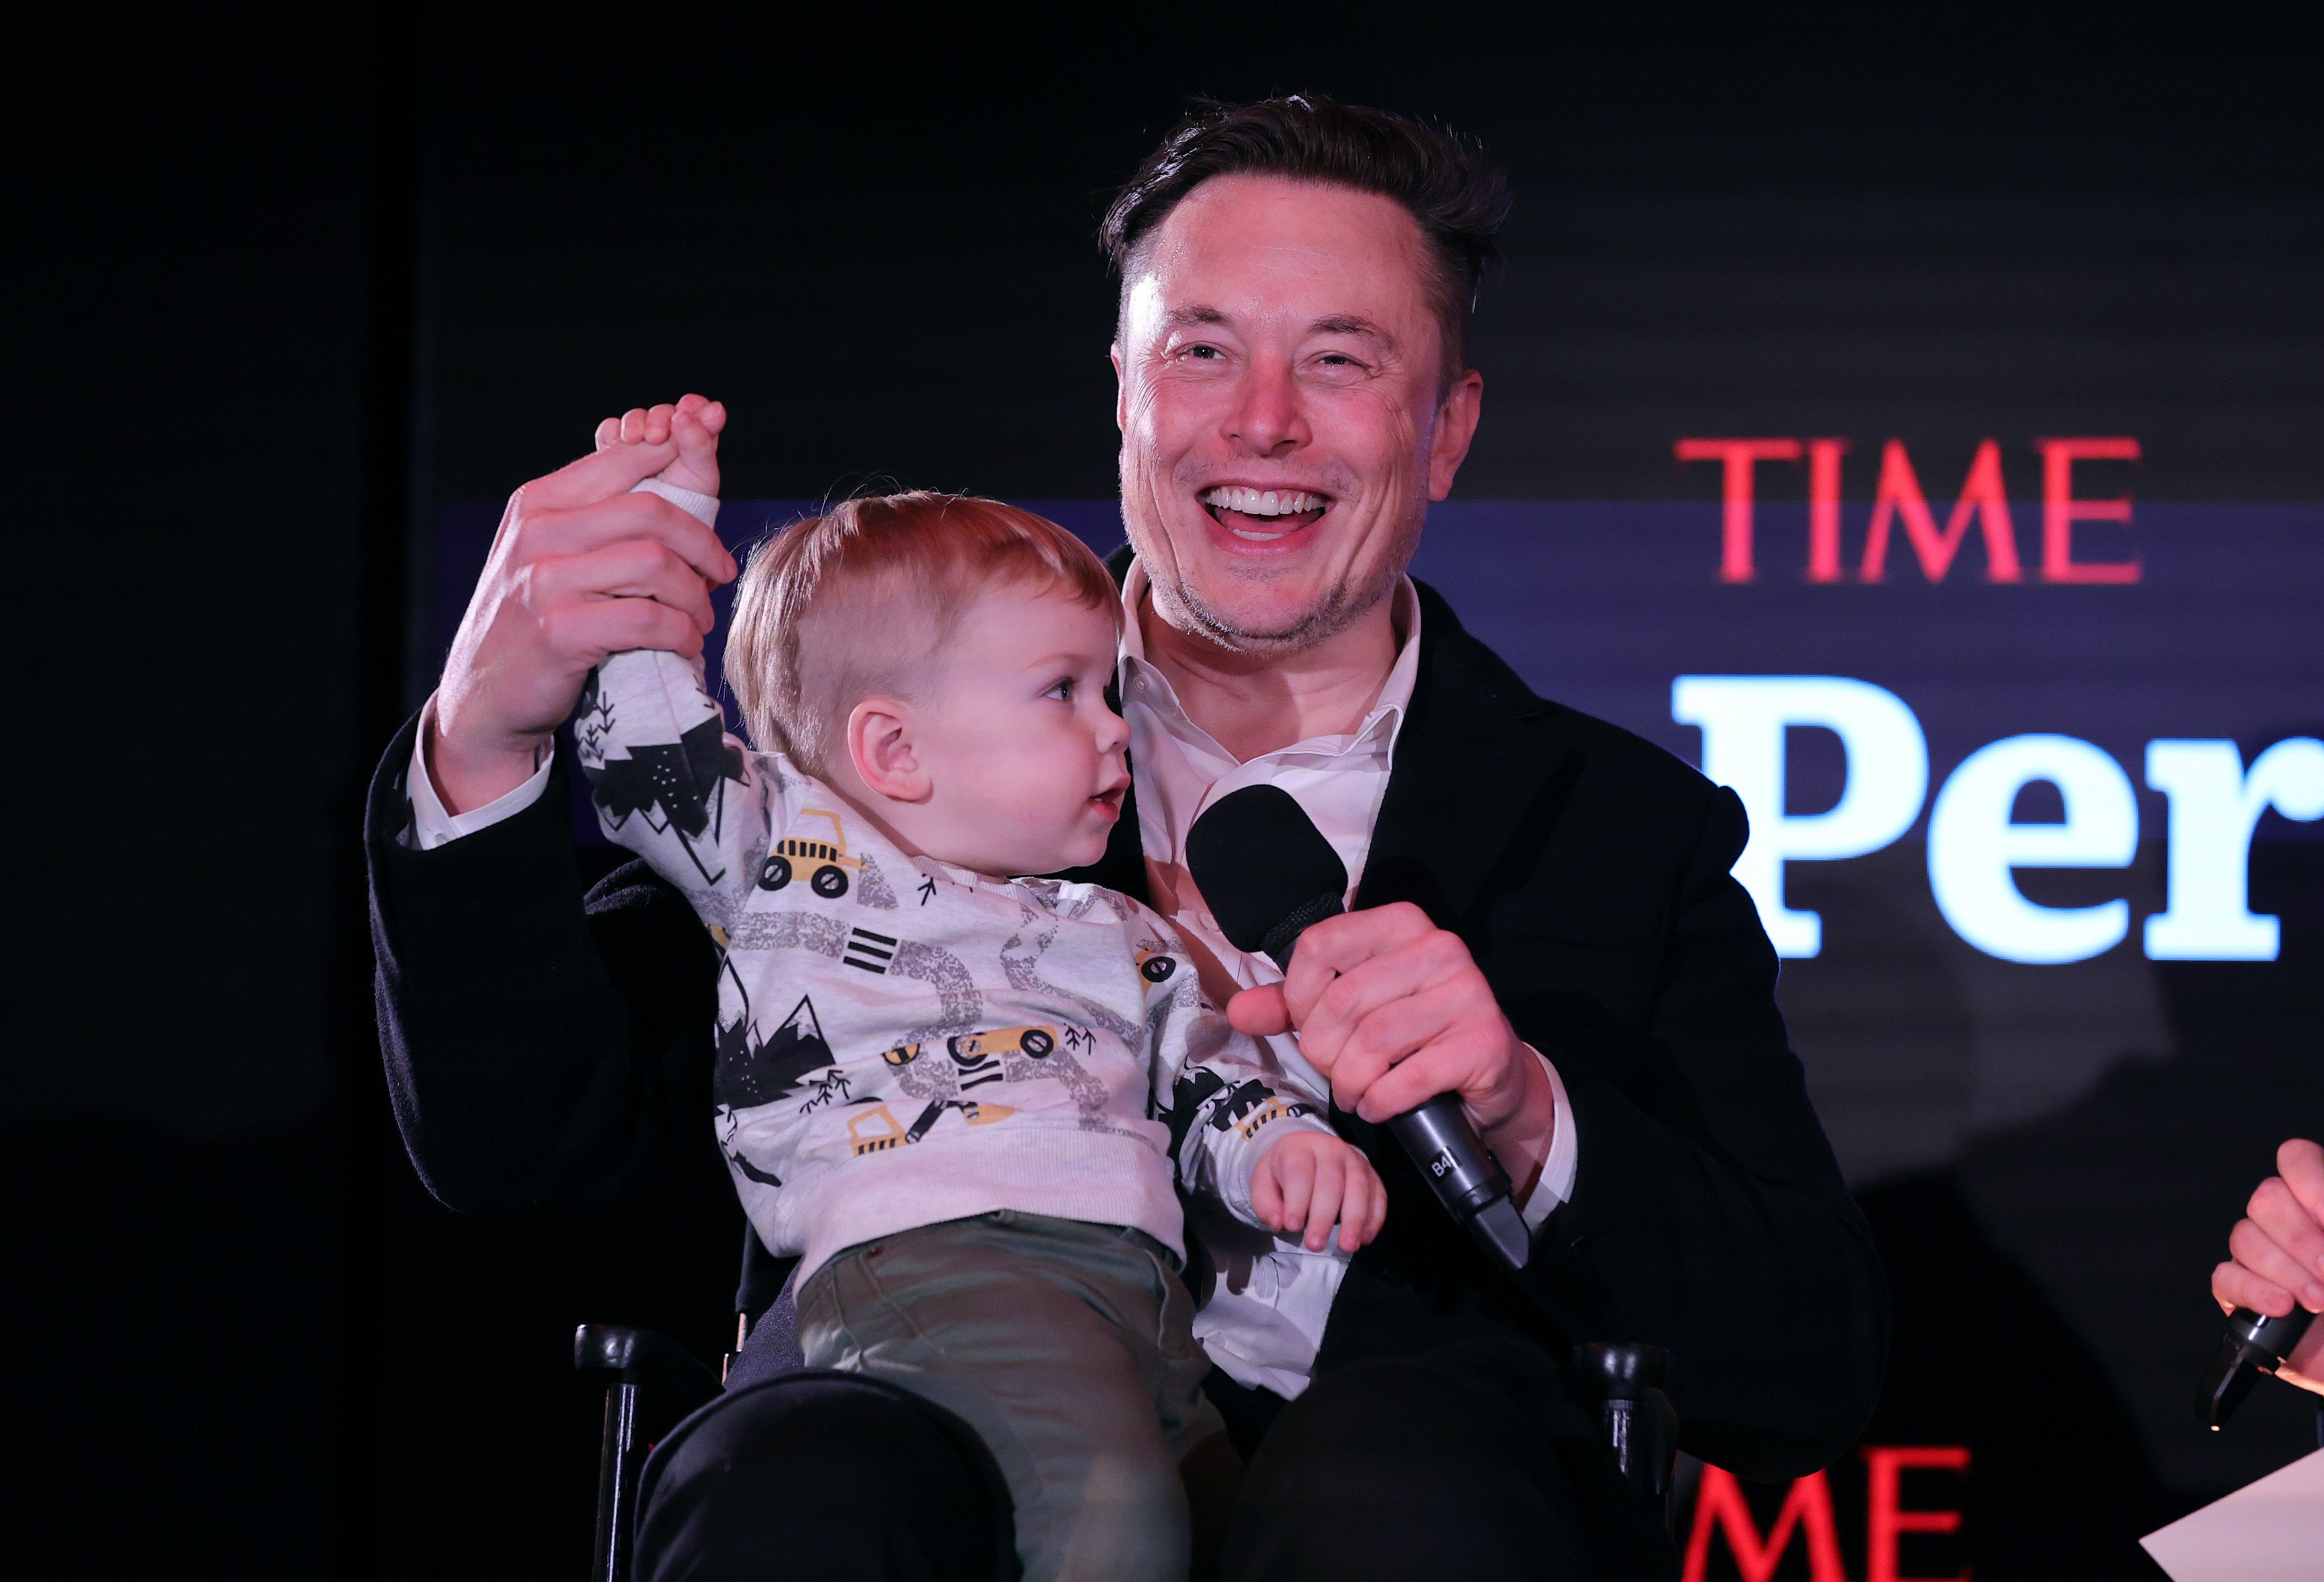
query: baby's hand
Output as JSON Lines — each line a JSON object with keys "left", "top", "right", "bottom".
{"left": 1250, "top": 1131, "right": 1386, "bottom": 1253}
{"left": 594, "top": 393, "right": 726, "bottom": 499}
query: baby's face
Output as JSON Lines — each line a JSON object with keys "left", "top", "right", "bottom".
{"left": 906, "top": 586, "right": 1130, "bottom": 877}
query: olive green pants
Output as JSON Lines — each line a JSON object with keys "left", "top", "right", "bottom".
{"left": 797, "top": 1210, "right": 1228, "bottom": 1582}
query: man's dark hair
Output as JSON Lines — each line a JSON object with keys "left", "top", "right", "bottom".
{"left": 1100, "top": 94, "right": 1511, "bottom": 381}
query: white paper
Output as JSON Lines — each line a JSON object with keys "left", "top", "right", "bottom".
{"left": 2141, "top": 1446, "right": 2324, "bottom": 1582}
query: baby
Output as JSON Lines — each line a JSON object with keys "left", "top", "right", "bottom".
{"left": 574, "top": 397, "right": 1384, "bottom": 1582}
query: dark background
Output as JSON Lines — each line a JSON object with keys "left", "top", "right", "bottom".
{"left": 8, "top": 3, "right": 2321, "bottom": 1577}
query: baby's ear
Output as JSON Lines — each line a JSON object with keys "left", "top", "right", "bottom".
{"left": 845, "top": 699, "right": 928, "bottom": 802}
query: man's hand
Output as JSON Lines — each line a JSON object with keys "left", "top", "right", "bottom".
{"left": 1250, "top": 1130, "right": 1387, "bottom": 1253}
{"left": 1226, "top": 902, "right": 1557, "bottom": 1197}
{"left": 430, "top": 397, "right": 736, "bottom": 814}
{"left": 2212, "top": 1138, "right": 2324, "bottom": 1395}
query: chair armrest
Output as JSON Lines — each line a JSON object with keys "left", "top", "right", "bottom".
{"left": 574, "top": 1324, "right": 722, "bottom": 1414}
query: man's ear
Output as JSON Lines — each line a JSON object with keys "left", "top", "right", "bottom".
{"left": 1426, "top": 367, "right": 1485, "bottom": 503}
{"left": 845, "top": 698, "right": 930, "bottom": 803}
{"left": 1110, "top": 341, "right": 1128, "bottom": 435}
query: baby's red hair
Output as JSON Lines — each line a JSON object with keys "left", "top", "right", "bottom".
{"left": 725, "top": 493, "right": 1120, "bottom": 772}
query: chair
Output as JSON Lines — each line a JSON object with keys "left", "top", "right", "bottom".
{"left": 1573, "top": 1341, "right": 1681, "bottom": 1528}
{"left": 576, "top": 1229, "right": 1685, "bottom": 1577}
{"left": 574, "top": 1226, "right": 792, "bottom": 1582}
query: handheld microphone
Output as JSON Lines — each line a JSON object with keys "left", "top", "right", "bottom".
{"left": 1185, "top": 784, "right": 1532, "bottom": 1273}
{"left": 2199, "top": 1305, "right": 2315, "bottom": 1430}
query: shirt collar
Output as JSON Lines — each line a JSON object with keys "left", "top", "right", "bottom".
{"left": 1116, "top": 560, "right": 1423, "bottom": 760}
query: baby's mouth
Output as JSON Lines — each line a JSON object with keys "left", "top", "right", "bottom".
{"left": 1199, "top": 485, "right": 1331, "bottom": 542}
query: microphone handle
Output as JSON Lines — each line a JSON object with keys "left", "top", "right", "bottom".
{"left": 2200, "top": 1305, "right": 2316, "bottom": 1430}
{"left": 1385, "top": 1093, "right": 1532, "bottom": 1274}
{"left": 1388, "top": 1093, "right": 1511, "bottom": 1218}
{"left": 1267, "top": 912, "right": 1531, "bottom": 1275}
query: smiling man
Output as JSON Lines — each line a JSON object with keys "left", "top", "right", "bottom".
{"left": 371, "top": 96, "right": 1886, "bottom": 1581}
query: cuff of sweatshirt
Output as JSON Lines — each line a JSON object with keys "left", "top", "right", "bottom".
{"left": 1516, "top": 1045, "right": 1578, "bottom": 1233}
{"left": 404, "top": 696, "right": 554, "bottom": 851}
{"left": 633, "top": 475, "right": 722, "bottom": 527}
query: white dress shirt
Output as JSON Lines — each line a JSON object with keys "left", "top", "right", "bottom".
{"left": 405, "top": 493, "right": 1578, "bottom": 1397}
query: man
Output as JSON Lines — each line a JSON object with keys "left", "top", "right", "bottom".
{"left": 371, "top": 96, "right": 1886, "bottom": 1579}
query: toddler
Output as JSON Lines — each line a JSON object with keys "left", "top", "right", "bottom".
{"left": 574, "top": 398, "right": 1383, "bottom": 1582}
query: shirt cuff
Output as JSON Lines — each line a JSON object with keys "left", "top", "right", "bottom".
{"left": 403, "top": 696, "right": 554, "bottom": 851}
{"left": 1516, "top": 1044, "right": 1579, "bottom": 1232}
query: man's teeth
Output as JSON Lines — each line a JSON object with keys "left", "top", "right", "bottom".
{"left": 1200, "top": 486, "right": 1327, "bottom": 541}
{"left": 1200, "top": 486, "right": 1327, "bottom": 519}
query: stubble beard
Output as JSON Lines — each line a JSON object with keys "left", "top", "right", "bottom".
{"left": 1130, "top": 480, "right": 1424, "bottom": 660}
{"left": 1149, "top": 557, "right": 1398, "bottom": 659}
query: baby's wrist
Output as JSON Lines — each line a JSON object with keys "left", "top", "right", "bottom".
{"left": 1255, "top": 1123, "right": 1338, "bottom": 1162}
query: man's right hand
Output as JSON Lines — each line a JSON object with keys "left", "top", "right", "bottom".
{"left": 2212, "top": 1137, "right": 2324, "bottom": 1396}
{"left": 428, "top": 397, "right": 737, "bottom": 814}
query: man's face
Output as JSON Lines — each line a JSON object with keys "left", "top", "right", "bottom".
{"left": 1112, "top": 175, "right": 1483, "bottom": 654}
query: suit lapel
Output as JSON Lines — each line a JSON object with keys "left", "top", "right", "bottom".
{"left": 1355, "top": 582, "right": 1580, "bottom": 937}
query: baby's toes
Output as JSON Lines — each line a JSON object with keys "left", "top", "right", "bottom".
{"left": 665, "top": 404, "right": 724, "bottom": 494}
{"left": 673, "top": 403, "right": 720, "bottom": 456}
{"left": 675, "top": 393, "right": 727, "bottom": 432}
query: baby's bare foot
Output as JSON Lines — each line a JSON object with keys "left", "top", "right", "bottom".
{"left": 592, "top": 393, "right": 726, "bottom": 498}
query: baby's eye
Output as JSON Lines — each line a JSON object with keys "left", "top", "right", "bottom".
{"left": 1047, "top": 677, "right": 1076, "bottom": 701}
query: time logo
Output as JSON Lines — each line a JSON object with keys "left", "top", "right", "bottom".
{"left": 1678, "top": 436, "right": 2141, "bottom": 586}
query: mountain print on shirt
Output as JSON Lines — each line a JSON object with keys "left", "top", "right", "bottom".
{"left": 714, "top": 990, "right": 839, "bottom": 1112}
{"left": 574, "top": 665, "right": 746, "bottom": 867}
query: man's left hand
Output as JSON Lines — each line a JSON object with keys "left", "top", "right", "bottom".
{"left": 1226, "top": 902, "right": 1557, "bottom": 1187}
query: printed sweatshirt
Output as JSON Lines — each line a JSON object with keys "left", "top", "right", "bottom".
{"left": 574, "top": 646, "right": 1333, "bottom": 1284}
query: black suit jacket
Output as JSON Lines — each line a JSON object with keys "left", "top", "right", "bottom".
{"left": 367, "top": 573, "right": 1885, "bottom": 1480}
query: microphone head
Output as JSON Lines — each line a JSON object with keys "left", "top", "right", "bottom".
{"left": 1185, "top": 784, "right": 1348, "bottom": 964}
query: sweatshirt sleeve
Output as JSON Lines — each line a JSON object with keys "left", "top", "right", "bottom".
{"left": 1137, "top": 916, "right": 1337, "bottom": 1228}
{"left": 574, "top": 647, "right": 783, "bottom": 919}
{"left": 569, "top": 473, "right": 780, "bottom": 916}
